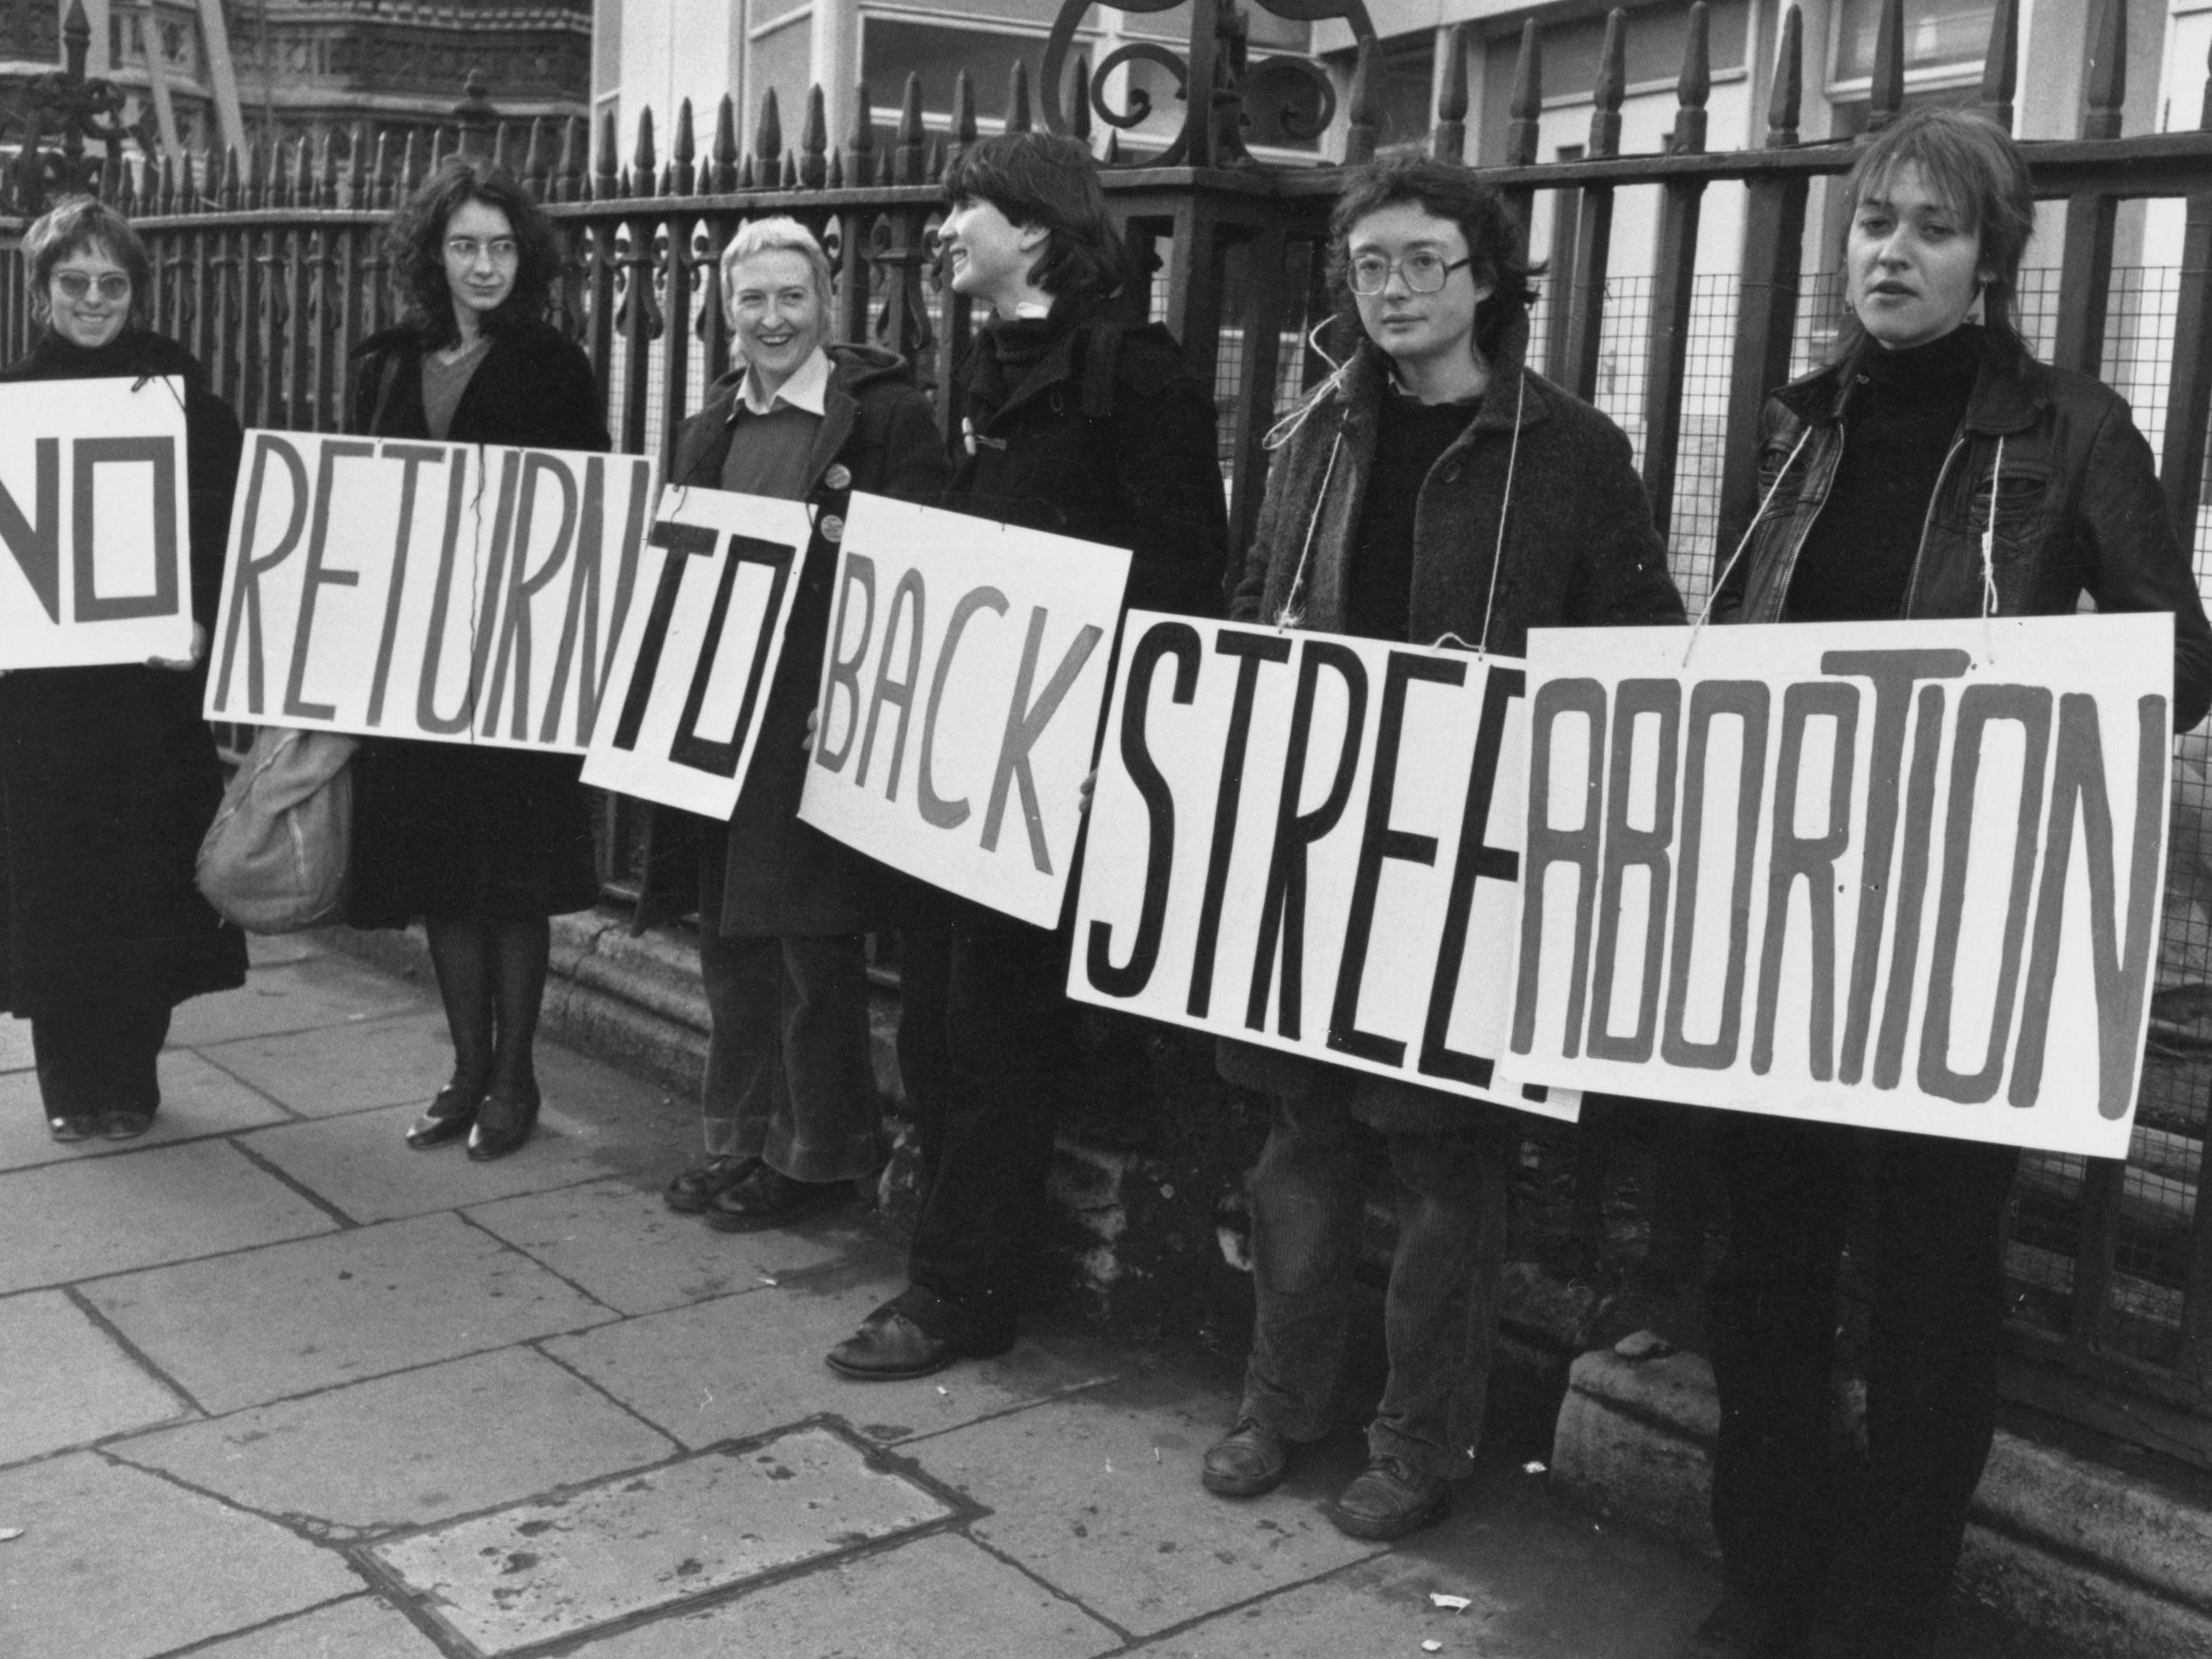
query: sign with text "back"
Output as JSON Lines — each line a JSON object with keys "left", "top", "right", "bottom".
{"left": 579, "top": 486, "right": 812, "bottom": 818}
{"left": 798, "top": 492, "right": 1131, "bottom": 928}
{"left": 1069, "top": 615, "right": 1578, "bottom": 1123}
{"left": 1504, "top": 615, "right": 2174, "bottom": 1158}
{"left": 0, "top": 377, "right": 192, "bottom": 670}
{"left": 206, "top": 432, "right": 657, "bottom": 752}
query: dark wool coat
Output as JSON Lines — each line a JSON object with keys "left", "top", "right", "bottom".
{"left": 1217, "top": 330, "right": 1686, "bottom": 1131}
{"left": 670, "top": 344, "right": 950, "bottom": 936}
{"left": 342, "top": 320, "right": 610, "bottom": 926}
{"left": 0, "top": 328, "right": 249, "bottom": 1018}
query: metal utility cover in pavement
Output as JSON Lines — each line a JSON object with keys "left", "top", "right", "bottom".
{"left": 365, "top": 1422, "right": 958, "bottom": 1655}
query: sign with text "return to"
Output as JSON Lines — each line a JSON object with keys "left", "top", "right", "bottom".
{"left": 1069, "top": 615, "right": 1577, "bottom": 1123}
{"left": 1504, "top": 615, "right": 2175, "bottom": 1157}
{"left": 798, "top": 492, "right": 1131, "bottom": 929}
{"left": 206, "top": 432, "right": 657, "bottom": 751}
{"left": 0, "top": 377, "right": 192, "bottom": 670}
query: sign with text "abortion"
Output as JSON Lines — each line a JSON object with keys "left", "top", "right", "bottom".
{"left": 0, "top": 377, "right": 192, "bottom": 670}
{"left": 206, "top": 432, "right": 657, "bottom": 751}
{"left": 1506, "top": 615, "right": 2175, "bottom": 1157}
{"left": 578, "top": 487, "right": 813, "bottom": 818}
{"left": 798, "top": 492, "right": 1131, "bottom": 928}
{"left": 1069, "top": 616, "right": 1578, "bottom": 1123}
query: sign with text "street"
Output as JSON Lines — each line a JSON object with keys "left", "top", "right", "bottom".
{"left": 798, "top": 492, "right": 1131, "bottom": 928}
{"left": 1505, "top": 615, "right": 2174, "bottom": 1157}
{"left": 206, "top": 432, "right": 657, "bottom": 751}
{"left": 1070, "top": 615, "right": 1577, "bottom": 1122}
{"left": 0, "top": 377, "right": 192, "bottom": 670}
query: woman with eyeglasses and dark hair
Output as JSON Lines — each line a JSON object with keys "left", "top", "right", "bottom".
{"left": 344, "top": 157, "right": 610, "bottom": 1161}
{"left": 0, "top": 196, "right": 248, "bottom": 1141}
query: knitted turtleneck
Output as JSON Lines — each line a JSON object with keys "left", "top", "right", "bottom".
{"left": 1785, "top": 322, "right": 1985, "bottom": 623}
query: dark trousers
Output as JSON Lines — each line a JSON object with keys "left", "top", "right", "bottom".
{"left": 1709, "top": 1114, "right": 2019, "bottom": 1655}
{"left": 893, "top": 892, "right": 1076, "bottom": 1353}
{"left": 1241, "top": 1081, "right": 1514, "bottom": 1481}
{"left": 32, "top": 1002, "right": 171, "bottom": 1120}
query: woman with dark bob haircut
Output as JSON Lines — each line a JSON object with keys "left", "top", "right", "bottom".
{"left": 0, "top": 198, "right": 247, "bottom": 1140}
{"left": 1692, "top": 108, "right": 2212, "bottom": 1659}
{"left": 346, "top": 158, "right": 610, "bottom": 1161}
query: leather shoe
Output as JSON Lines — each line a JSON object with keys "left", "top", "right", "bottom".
{"left": 1326, "top": 1455, "right": 1450, "bottom": 1540}
{"left": 665, "top": 1153, "right": 760, "bottom": 1213}
{"left": 1201, "top": 1418, "right": 1293, "bottom": 1497}
{"left": 825, "top": 1306, "right": 961, "bottom": 1380}
{"left": 466, "top": 1086, "right": 539, "bottom": 1161}
{"left": 703, "top": 1165, "right": 851, "bottom": 1232}
{"left": 1678, "top": 1591, "right": 1818, "bottom": 1659}
{"left": 101, "top": 1110, "right": 155, "bottom": 1140}
{"left": 46, "top": 1115, "right": 97, "bottom": 1143}
{"left": 406, "top": 1083, "right": 479, "bottom": 1150}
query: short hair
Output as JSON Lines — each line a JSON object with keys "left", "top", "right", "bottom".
{"left": 722, "top": 216, "right": 834, "bottom": 309}
{"left": 1837, "top": 107, "right": 2035, "bottom": 356}
{"left": 941, "top": 130, "right": 1129, "bottom": 299}
{"left": 1329, "top": 150, "right": 1542, "bottom": 364}
{"left": 24, "top": 197, "right": 151, "bottom": 324}
{"left": 384, "top": 156, "right": 563, "bottom": 347}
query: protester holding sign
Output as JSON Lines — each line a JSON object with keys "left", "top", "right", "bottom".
{"left": 1686, "top": 110, "right": 2212, "bottom": 1659}
{"left": 344, "top": 159, "right": 609, "bottom": 1162}
{"left": 824, "top": 130, "right": 1226, "bottom": 1380}
{"left": 0, "top": 199, "right": 247, "bottom": 1141}
{"left": 658, "top": 218, "right": 947, "bottom": 1231}
{"left": 1196, "top": 154, "right": 1683, "bottom": 1541}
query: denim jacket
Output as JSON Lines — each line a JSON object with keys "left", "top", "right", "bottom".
{"left": 1712, "top": 334, "right": 2212, "bottom": 733}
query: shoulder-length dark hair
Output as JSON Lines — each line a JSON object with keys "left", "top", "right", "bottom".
{"left": 1328, "top": 149, "right": 1542, "bottom": 365}
{"left": 23, "top": 196, "right": 152, "bottom": 327}
{"left": 941, "top": 130, "right": 1130, "bottom": 300}
{"left": 1833, "top": 106, "right": 2035, "bottom": 358}
{"left": 384, "top": 156, "right": 562, "bottom": 346}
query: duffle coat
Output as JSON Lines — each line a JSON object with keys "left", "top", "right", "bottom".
{"left": 0, "top": 328, "right": 249, "bottom": 1018}
{"left": 342, "top": 319, "right": 610, "bottom": 926}
{"left": 1217, "top": 330, "right": 1686, "bottom": 1131}
{"left": 669, "top": 344, "right": 950, "bottom": 936}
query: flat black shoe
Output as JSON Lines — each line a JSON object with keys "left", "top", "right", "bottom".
{"left": 703, "top": 1165, "right": 852, "bottom": 1232}
{"left": 46, "top": 1115, "right": 97, "bottom": 1143}
{"left": 406, "top": 1084, "right": 481, "bottom": 1150}
{"left": 825, "top": 1306, "right": 962, "bottom": 1380}
{"left": 466, "top": 1087, "right": 539, "bottom": 1161}
{"left": 665, "top": 1153, "right": 761, "bottom": 1213}
{"left": 101, "top": 1110, "right": 155, "bottom": 1140}
{"left": 1201, "top": 1418, "right": 1293, "bottom": 1498}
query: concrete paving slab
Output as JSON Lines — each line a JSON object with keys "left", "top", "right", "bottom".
{"left": 0, "top": 1451, "right": 361, "bottom": 1659}
{"left": 466, "top": 1179, "right": 850, "bottom": 1316}
{"left": 907, "top": 1377, "right": 1381, "bottom": 1637}
{"left": 0, "top": 1291, "right": 192, "bottom": 1465}
{"left": 568, "top": 1530, "right": 1122, "bottom": 1658}
{"left": 200, "top": 1010, "right": 455, "bottom": 1119}
{"left": 241, "top": 1101, "right": 620, "bottom": 1222}
{"left": 114, "top": 1347, "right": 677, "bottom": 1536}
{"left": 0, "top": 1015, "right": 27, "bottom": 1074}
{"left": 165, "top": 953, "right": 428, "bottom": 1046}
{"left": 368, "top": 1425, "right": 956, "bottom": 1655}
{"left": 182, "top": 1595, "right": 446, "bottom": 1658}
{"left": 0, "top": 1139, "right": 338, "bottom": 1296}
{"left": 0, "top": 1049, "right": 293, "bottom": 1173}
{"left": 82, "top": 1212, "right": 617, "bottom": 1414}
{"left": 543, "top": 1272, "right": 1119, "bottom": 1451}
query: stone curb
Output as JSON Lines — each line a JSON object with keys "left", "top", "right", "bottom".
{"left": 1551, "top": 1346, "right": 2212, "bottom": 1657}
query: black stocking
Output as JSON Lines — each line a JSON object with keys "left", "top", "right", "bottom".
{"left": 486, "top": 915, "right": 551, "bottom": 1099}
{"left": 425, "top": 915, "right": 494, "bottom": 1095}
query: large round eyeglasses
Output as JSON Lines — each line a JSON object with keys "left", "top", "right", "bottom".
{"left": 54, "top": 272, "right": 130, "bottom": 300}
{"left": 1347, "top": 252, "right": 1470, "bottom": 296}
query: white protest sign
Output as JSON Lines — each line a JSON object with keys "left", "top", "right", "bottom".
{"left": 0, "top": 376, "right": 192, "bottom": 669}
{"left": 578, "top": 486, "right": 813, "bottom": 818}
{"left": 206, "top": 431, "right": 658, "bottom": 752}
{"left": 798, "top": 491, "right": 1131, "bottom": 927}
{"left": 1505, "top": 614, "right": 2175, "bottom": 1158}
{"left": 1069, "top": 615, "right": 1576, "bottom": 1122}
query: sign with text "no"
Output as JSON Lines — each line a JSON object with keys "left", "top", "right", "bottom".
{"left": 0, "top": 377, "right": 192, "bottom": 670}
{"left": 798, "top": 492, "right": 1131, "bottom": 928}
{"left": 1505, "top": 615, "right": 2173, "bottom": 1158}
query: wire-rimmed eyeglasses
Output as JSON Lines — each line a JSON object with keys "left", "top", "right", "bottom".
{"left": 1347, "top": 252, "right": 1470, "bottom": 296}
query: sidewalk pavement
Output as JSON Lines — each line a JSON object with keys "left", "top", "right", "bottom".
{"left": 0, "top": 936, "right": 2040, "bottom": 1658}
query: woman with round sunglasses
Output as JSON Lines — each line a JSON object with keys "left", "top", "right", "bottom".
{"left": 0, "top": 197, "right": 248, "bottom": 1141}
{"left": 345, "top": 158, "right": 609, "bottom": 1161}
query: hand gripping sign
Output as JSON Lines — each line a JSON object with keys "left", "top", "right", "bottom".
{"left": 798, "top": 492, "right": 1131, "bottom": 928}
{"left": 579, "top": 486, "right": 812, "bottom": 818}
{"left": 1069, "top": 613, "right": 1578, "bottom": 1124}
{"left": 1504, "top": 614, "right": 2175, "bottom": 1158}
{"left": 0, "top": 376, "right": 193, "bottom": 670}
{"left": 206, "top": 432, "right": 657, "bottom": 752}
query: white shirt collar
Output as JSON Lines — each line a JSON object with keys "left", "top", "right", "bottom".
{"left": 1013, "top": 299, "right": 1054, "bottom": 319}
{"left": 736, "top": 346, "right": 831, "bottom": 418}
